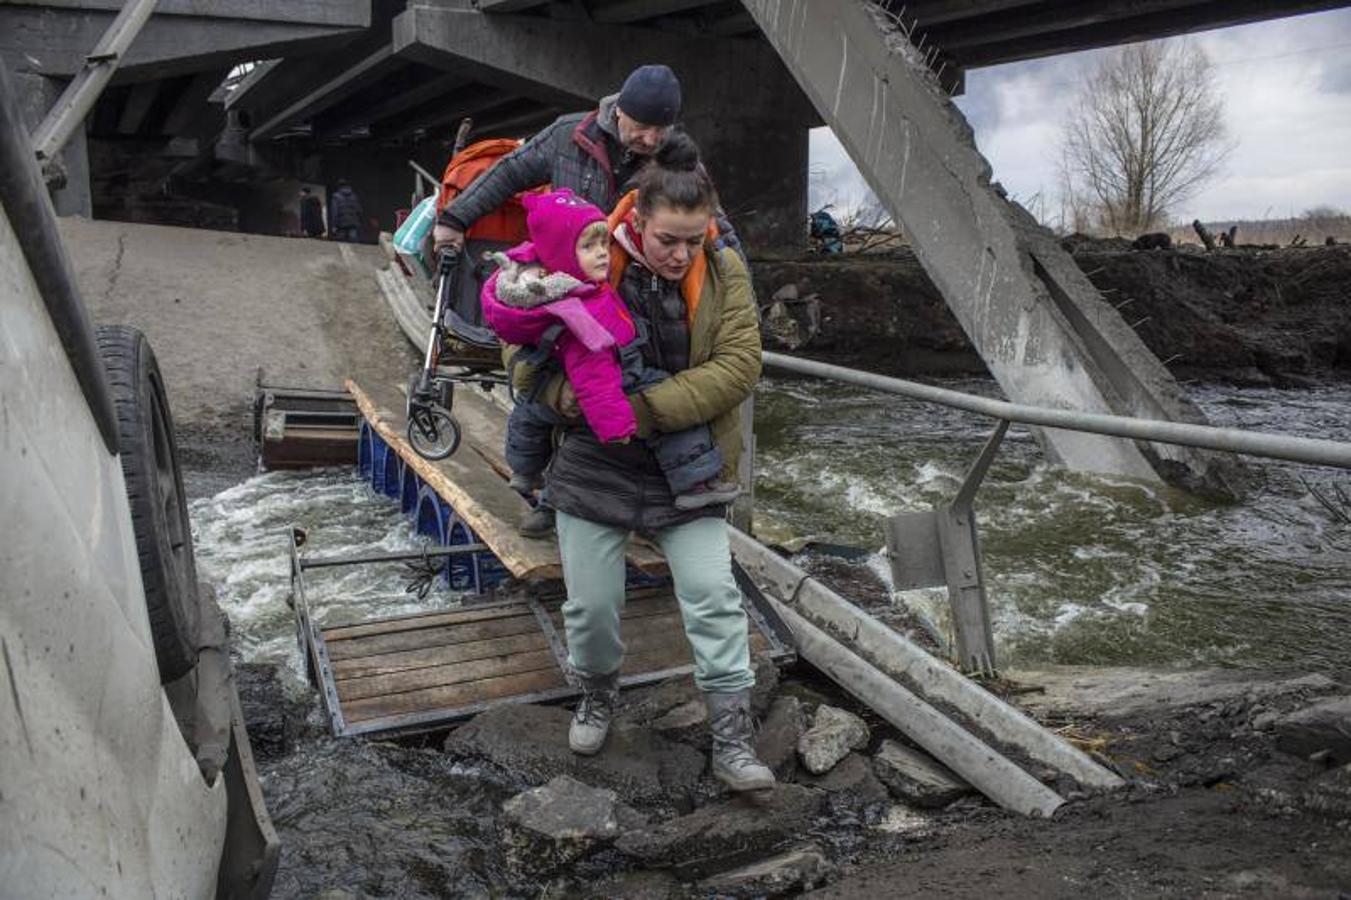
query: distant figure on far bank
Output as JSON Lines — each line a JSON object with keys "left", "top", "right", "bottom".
{"left": 328, "top": 179, "right": 365, "bottom": 243}
{"left": 299, "top": 187, "right": 325, "bottom": 238}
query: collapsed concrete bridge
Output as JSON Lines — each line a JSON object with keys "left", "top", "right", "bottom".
{"left": 3, "top": 0, "right": 1347, "bottom": 488}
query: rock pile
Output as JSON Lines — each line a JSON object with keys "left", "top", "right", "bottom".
{"left": 438, "top": 665, "right": 986, "bottom": 895}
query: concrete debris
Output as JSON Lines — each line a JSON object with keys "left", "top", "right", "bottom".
{"left": 652, "top": 700, "right": 708, "bottom": 750}
{"left": 799, "top": 752, "right": 889, "bottom": 805}
{"left": 698, "top": 844, "right": 832, "bottom": 898}
{"left": 582, "top": 870, "right": 684, "bottom": 899}
{"left": 500, "top": 775, "right": 646, "bottom": 876}
{"left": 1012, "top": 667, "right": 1340, "bottom": 719}
{"left": 615, "top": 783, "right": 824, "bottom": 878}
{"left": 620, "top": 676, "right": 702, "bottom": 726}
{"left": 797, "top": 705, "right": 869, "bottom": 775}
{"left": 750, "top": 653, "right": 780, "bottom": 719}
{"left": 1275, "top": 696, "right": 1351, "bottom": 765}
{"left": 1303, "top": 764, "right": 1351, "bottom": 818}
{"left": 444, "top": 704, "right": 705, "bottom": 807}
{"left": 873, "top": 739, "right": 974, "bottom": 809}
{"left": 756, "top": 696, "right": 808, "bottom": 779}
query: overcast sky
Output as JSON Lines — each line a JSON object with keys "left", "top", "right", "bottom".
{"left": 809, "top": 7, "right": 1351, "bottom": 226}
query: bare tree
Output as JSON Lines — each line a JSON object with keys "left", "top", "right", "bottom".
{"left": 1060, "top": 41, "right": 1233, "bottom": 235}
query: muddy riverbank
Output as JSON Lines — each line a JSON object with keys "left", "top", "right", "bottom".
{"left": 233, "top": 628, "right": 1351, "bottom": 898}
{"left": 752, "top": 242, "right": 1351, "bottom": 387}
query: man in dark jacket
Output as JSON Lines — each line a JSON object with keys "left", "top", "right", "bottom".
{"left": 328, "top": 179, "right": 365, "bottom": 242}
{"left": 299, "top": 187, "right": 325, "bottom": 238}
{"left": 432, "top": 65, "right": 684, "bottom": 253}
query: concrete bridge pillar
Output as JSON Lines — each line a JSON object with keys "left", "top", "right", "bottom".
{"left": 684, "top": 110, "right": 809, "bottom": 254}
{"left": 11, "top": 73, "right": 92, "bottom": 218}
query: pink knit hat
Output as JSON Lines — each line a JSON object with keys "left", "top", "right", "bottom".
{"left": 521, "top": 189, "right": 606, "bottom": 280}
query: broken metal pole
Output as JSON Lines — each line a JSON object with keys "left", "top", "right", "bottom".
{"left": 31, "top": 0, "right": 159, "bottom": 167}
{"left": 729, "top": 526, "right": 1124, "bottom": 792}
{"left": 769, "top": 598, "right": 1065, "bottom": 817}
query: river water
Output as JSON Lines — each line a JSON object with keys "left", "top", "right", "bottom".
{"left": 192, "top": 379, "right": 1351, "bottom": 681}
{"left": 754, "top": 377, "right": 1351, "bottom": 673}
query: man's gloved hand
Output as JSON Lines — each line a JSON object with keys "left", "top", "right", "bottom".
{"left": 433, "top": 223, "right": 465, "bottom": 255}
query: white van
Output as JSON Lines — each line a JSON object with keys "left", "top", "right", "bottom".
{"left": 0, "top": 68, "right": 276, "bottom": 898}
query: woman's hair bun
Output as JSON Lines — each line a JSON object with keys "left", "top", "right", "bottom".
{"left": 636, "top": 129, "right": 718, "bottom": 216}
{"left": 654, "top": 131, "right": 699, "bottom": 172}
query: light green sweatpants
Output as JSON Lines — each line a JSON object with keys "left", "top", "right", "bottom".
{"left": 555, "top": 510, "right": 754, "bottom": 693}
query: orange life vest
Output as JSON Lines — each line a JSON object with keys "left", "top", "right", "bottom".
{"left": 435, "top": 138, "right": 547, "bottom": 243}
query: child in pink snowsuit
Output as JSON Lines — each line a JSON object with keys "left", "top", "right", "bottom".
{"left": 481, "top": 189, "right": 737, "bottom": 535}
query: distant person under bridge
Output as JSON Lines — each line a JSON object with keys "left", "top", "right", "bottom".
{"left": 328, "top": 179, "right": 366, "bottom": 243}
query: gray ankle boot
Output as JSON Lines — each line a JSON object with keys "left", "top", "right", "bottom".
{"left": 569, "top": 671, "right": 619, "bottom": 756}
{"left": 705, "top": 689, "right": 775, "bottom": 792}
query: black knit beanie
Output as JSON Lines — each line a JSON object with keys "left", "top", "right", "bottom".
{"left": 616, "top": 65, "right": 682, "bottom": 127}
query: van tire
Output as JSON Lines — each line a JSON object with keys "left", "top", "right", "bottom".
{"left": 97, "top": 325, "right": 201, "bottom": 682}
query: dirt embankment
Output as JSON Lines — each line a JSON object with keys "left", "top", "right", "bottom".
{"left": 751, "top": 243, "right": 1351, "bottom": 386}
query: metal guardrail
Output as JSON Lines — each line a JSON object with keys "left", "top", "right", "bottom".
{"left": 762, "top": 351, "right": 1351, "bottom": 470}
{"left": 760, "top": 350, "right": 1351, "bottom": 676}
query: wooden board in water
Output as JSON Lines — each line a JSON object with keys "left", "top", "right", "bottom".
{"left": 319, "top": 586, "right": 782, "bottom": 734}
{"left": 346, "top": 378, "right": 667, "bottom": 581}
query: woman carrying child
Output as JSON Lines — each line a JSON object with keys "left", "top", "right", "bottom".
{"left": 479, "top": 133, "right": 772, "bottom": 792}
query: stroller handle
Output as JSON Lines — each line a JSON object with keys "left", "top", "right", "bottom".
{"left": 437, "top": 245, "right": 460, "bottom": 278}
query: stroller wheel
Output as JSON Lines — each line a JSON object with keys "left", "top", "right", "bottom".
{"left": 407, "top": 406, "right": 462, "bottom": 460}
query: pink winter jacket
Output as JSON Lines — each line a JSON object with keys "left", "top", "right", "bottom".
{"left": 481, "top": 244, "right": 638, "bottom": 443}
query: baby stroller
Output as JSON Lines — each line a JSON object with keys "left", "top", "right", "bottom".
{"left": 405, "top": 130, "right": 541, "bottom": 460}
{"left": 405, "top": 243, "right": 512, "bottom": 459}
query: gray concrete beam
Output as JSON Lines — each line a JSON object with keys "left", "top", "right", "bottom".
{"left": 380, "top": 86, "right": 514, "bottom": 138}
{"left": 393, "top": 5, "right": 814, "bottom": 121}
{"left": 318, "top": 71, "right": 467, "bottom": 137}
{"left": 905, "top": 0, "right": 1045, "bottom": 28}
{"left": 15, "top": 0, "right": 368, "bottom": 28}
{"left": 160, "top": 69, "right": 226, "bottom": 135}
{"left": 702, "top": 9, "right": 757, "bottom": 36}
{"left": 742, "top": 0, "right": 1239, "bottom": 492}
{"left": 469, "top": 104, "right": 561, "bottom": 139}
{"left": 926, "top": 0, "right": 1211, "bottom": 50}
{"left": 0, "top": 8, "right": 366, "bottom": 83}
{"left": 473, "top": 0, "right": 552, "bottom": 11}
{"left": 249, "top": 45, "right": 403, "bottom": 141}
{"left": 592, "top": 0, "right": 713, "bottom": 24}
{"left": 116, "top": 81, "right": 159, "bottom": 134}
{"left": 951, "top": 0, "right": 1351, "bottom": 67}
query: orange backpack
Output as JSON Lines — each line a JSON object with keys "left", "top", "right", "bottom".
{"left": 435, "top": 138, "right": 547, "bottom": 243}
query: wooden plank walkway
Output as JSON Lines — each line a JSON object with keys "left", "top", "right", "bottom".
{"left": 311, "top": 588, "right": 784, "bottom": 736}
{"left": 346, "top": 377, "right": 667, "bottom": 581}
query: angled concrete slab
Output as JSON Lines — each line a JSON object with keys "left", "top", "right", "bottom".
{"left": 743, "top": 0, "right": 1240, "bottom": 491}
{"left": 0, "top": 2, "right": 368, "bottom": 82}
{"left": 249, "top": 44, "right": 403, "bottom": 141}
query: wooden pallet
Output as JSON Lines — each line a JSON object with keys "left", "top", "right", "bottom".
{"left": 294, "top": 567, "right": 791, "bottom": 737}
